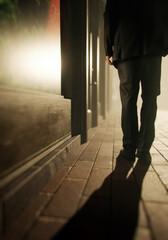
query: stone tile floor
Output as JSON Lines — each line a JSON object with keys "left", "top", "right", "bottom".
{"left": 4, "top": 110, "right": 168, "bottom": 240}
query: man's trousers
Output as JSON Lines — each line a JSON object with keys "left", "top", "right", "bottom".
{"left": 117, "top": 55, "right": 162, "bottom": 153}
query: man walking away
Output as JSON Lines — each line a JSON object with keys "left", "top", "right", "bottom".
{"left": 104, "top": 0, "right": 168, "bottom": 162}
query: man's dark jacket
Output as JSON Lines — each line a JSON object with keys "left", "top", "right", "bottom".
{"left": 104, "top": 0, "right": 168, "bottom": 67}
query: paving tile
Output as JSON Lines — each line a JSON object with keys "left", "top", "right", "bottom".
{"left": 93, "top": 131, "right": 105, "bottom": 138}
{"left": 43, "top": 179, "right": 86, "bottom": 218}
{"left": 94, "top": 156, "right": 112, "bottom": 169}
{"left": 151, "top": 153, "right": 168, "bottom": 165}
{"left": 145, "top": 202, "right": 168, "bottom": 240}
{"left": 67, "top": 166, "right": 91, "bottom": 179}
{"left": 100, "top": 150, "right": 114, "bottom": 157}
{"left": 150, "top": 146, "right": 159, "bottom": 154}
{"left": 4, "top": 193, "right": 50, "bottom": 240}
{"left": 113, "top": 139, "right": 122, "bottom": 145}
{"left": 42, "top": 166, "right": 70, "bottom": 193}
{"left": 158, "top": 151, "right": 168, "bottom": 161}
{"left": 114, "top": 133, "right": 123, "bottom": 140}
{"left": 152, "top": 139, "right": 161, "bottom": 144}
{"left": 26, "top": 216, "right": 67, "bottom": 240}
{"left": 102, "top": 137, "right": 114, "bottom": 143}
{"left": 101, "top": 142, "right": 113, "bottom": 149}
{"left": 97, "top": 147, "right": 113, "bottom": 157}
{"left": 137, "top": 201, "right": 149, "bottom": 228}
{"left": 134, "top": 227, "right": 152, "bottom": 240}
{"left": 85, "top": 145, "right": 102, "bottom": 153}
{"left": 84, "top": 168, "right": 112, "bottom": 197}
{"left": 157, "top": 138, "right": 168, "bottom": 146}
{"left": 135, "top": 171, "right": 168, "bottom": 202}
{"left": 74, "top": 160, "right": 93, "bottom": 169}
{"left": 79, "top": 152, "right": 97, "bottom": 161}
{"left": 85, "top": 142, "right": 101, "bottom": 151}
{"left": 153, "top": 143, "right": 168, "bottom": 151}
{"left": 153, "top": 165, "right": 168, "bottom": 186}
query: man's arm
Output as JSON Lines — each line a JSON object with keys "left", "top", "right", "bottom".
{"left": 104, "top": 0, "right": 118, "bottom": 63}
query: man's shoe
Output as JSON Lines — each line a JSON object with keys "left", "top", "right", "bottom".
{"left": 118, "top": 149, "right": 135, "bottom": 162}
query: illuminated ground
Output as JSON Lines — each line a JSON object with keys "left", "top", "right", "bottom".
{"left": 4, "top": 110, "right": 168, "bottom": 240}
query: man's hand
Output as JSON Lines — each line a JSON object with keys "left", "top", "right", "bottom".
{"left": 106, "top": 56, "right": 113, "bottom": 65}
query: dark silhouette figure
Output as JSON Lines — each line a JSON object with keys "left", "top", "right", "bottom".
{"left": 52, "top": 157, "right": 150, "bottom": 240}
{"left": 104, "top": 0, "right": 168, "bottom": 162}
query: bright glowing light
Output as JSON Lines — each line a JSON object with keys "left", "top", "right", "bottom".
{"left": 6, "top": 39, "right": 61, "bottom": 93}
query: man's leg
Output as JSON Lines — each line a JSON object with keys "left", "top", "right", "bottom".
{"left": 138, "top": 96, "right": 157, "bottom": 154}
{"left": 138, "top": 56, "right": 162, "bottom": 157}
{"left": 117, "top": 59, "right": 140, "bottom": 160}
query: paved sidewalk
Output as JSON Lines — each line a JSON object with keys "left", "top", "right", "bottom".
{"left": 4, "top": 110, "right": 168, "bottom": 240}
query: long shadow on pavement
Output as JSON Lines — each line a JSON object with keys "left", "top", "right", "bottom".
{"left": 52, "top": 156, "right": 150, "bottom": 240}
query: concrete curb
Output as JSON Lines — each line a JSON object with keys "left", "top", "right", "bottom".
{"left": 0, "top": 135, "right": 81, "bottom": 230}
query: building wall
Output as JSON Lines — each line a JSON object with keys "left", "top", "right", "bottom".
{"left": 158, "top": 56, "right": 168, "bottom": 111}
{"left": 0, "top": 0, "right": 71, "bottom": 179}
